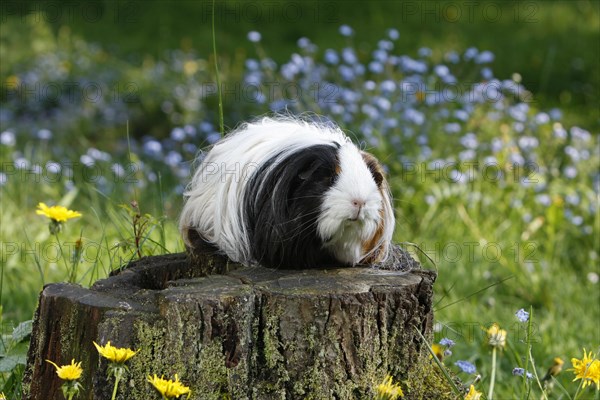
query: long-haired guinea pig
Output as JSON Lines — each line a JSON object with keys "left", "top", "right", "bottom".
{"left": 179, "top": 116, "right": 395, "bottom": 269}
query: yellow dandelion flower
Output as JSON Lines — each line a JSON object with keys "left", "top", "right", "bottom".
{"left": 464, "top": 384, "right": 482, "bottom": 400}
{"left": 569, "top": 349, "right": 600, "bottom": 390}
{"left": 553, "top": 357, "right": 565, "bottom": 367}
{"left": 543, "top": 357, "right": 565, "bottom": 381}
{"left": 147, "top": 374, "right": 191, "bottom": 399}
{"left": 486, "top": 323, "right": 507, "bottom": 349}
{"left": 183, "top": 60, "right": 199, "bottom": 76}
{"left": 431, "top": 343, "right": 444, "bottom": 362}
{"left": 46, "top": 359, "right": 83, "bottom": 381}
{"left": 5, "top": 75, "right": 20, "bottom": 88}
{"left": 36, "top": 202, "right": 82, "bottom": 223}
{"left": 587, "top": 361, "right": 600, "bottom": 390}
{"left": 93, "top": 341, "right": 138, "bottom": 364}
{"left": 375, "top": 375, "right": 404, "bottom": 399}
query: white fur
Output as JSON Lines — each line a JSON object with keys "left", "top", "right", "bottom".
{"left": 318, "top": 145, "right": 381, "bottom": 263}
{"left": 180, "top": 116, "right": 394, "bottom": 266}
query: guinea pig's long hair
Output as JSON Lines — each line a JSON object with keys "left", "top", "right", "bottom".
{"left": 179, "top": 116, "right": 395, "bottom": 269}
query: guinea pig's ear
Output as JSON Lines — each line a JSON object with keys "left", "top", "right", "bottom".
{"left": 361, "top": 152, "right": 385, "bottom": 187}
{"left": 370, "top": 169, "right": 384, "bottom": 187}
{"left": 298, "top": 160, "right": 322, "bottom": 180}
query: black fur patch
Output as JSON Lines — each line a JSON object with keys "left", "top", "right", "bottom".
{"left": 243, "top": 145, "right": 340, "bottom": 269}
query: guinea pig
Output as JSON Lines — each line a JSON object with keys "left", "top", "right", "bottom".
{"left": 179, "top": 116, "right": 395, "bottom": 269}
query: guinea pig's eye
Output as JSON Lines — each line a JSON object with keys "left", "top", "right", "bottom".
{"left": 298, "top": 160, "right": 321, "bottom": 180}
{"left": 323, "top": 174, "right": 335, "bottom": 186}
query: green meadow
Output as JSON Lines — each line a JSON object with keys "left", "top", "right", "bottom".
{"left": 1, "top": 1, "right": 598, "bottom": 398}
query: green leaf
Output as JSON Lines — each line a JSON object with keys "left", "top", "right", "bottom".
{"left": 0, "top": 341, "right": 29, "bottom": 373}
{"left": 0, "top": 354, "right": 27, "bottom": 372}
{"left": 12, "top": 320, "right": 33, "bottom": 343}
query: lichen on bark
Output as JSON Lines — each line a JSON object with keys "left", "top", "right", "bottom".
{"left": 23, "top": 248, "right": 456, "bottom": 399}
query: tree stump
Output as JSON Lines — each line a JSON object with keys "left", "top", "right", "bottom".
{"left": 23, "top": 244, "right": 454, "bottom": 399}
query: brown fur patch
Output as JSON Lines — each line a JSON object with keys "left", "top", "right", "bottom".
{"left": 361, "top": 208, "right": 387, "bottom": 263}
{"left": 361, "top": 152, "right": 385, "bottom": 188}
{"left": 359, "top": 152, "right": 391, "bottom": 264}
{"left": 334, "top": 159, "right": 342, "bottom": 175}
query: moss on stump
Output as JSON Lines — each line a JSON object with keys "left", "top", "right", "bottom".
{"left": 23, "top": 245, "right": 456, "bottom": 399}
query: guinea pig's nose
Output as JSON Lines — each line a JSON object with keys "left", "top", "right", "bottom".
{"left": 349, "top": 199, "right": 365, "bottom": 221}
{"left": 351, "top": 199, "right": 366, "bottom": 208}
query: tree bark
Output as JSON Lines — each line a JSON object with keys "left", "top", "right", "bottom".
{"left": 23, "top": 245, "right": 454, "bottom": 399}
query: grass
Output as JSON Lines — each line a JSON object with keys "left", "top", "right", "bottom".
{"left": 1, "top": 1, "right": 599, "bottom": 398}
